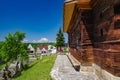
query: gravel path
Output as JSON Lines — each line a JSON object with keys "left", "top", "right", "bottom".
{"left": 50, "top": 55, "right": 99, "bottom": 80}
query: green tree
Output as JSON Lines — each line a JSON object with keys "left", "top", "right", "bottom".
{"left": 56, "top": 28, "right": 65, "bottom": 51}
{"left": 0, "top": 31, "right": 28, "bottom": 63}
{"left": 0, "top": 42, "right": 3, "bottom": 61}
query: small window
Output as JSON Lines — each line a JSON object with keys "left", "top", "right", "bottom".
{"left": 114, "top": 19, "right": 120, "bottom": 29}
{"left": 114, "top": 4, "right": 120, "bottom": 14}
{"left": 100, "top": 29, "right": 103, "bottom": 37}
{"left": 100, "top": 12, "right": 103, "bottom": 18}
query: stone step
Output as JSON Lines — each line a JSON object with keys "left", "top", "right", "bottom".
{"left": 67, "top": 54, "right": 80, "bottom": 71}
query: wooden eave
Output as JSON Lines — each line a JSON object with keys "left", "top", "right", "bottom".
{"left": 67, "top": 4, "right": 80, "bottom": 33}
{"left": 63, "top": 1, "right": 77, "bottom": 32}
{"left": 77, "top": 1, "right": 92, "bottom": 10}
{"left": 90, "top": 0, "right": 99, "bottom": 8}
{"left": 63, "top": 0, "right": 92, "bottom": 33}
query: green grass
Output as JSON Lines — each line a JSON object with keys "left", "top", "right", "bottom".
{"left": 0, "top": 62, "right": 10, "bottom": 70}
{"left": 13, "top": 55, "right": 57, "bottom": 80}
{"left": 0, "top": 63, "right": 6, "bottom": 70}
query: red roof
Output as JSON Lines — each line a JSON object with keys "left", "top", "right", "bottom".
{"left": 39, "top": 46, "right": 48, "bottom": 50}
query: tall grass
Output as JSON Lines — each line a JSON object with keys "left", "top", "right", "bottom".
{"left": 14, "top": 55, "right": 57, "bottom": 80}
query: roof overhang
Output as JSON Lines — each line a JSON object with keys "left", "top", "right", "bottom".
{"left": 63, "top": 0, "right": 91, "bottom": 33}
{"left": 63, "top": 1, "right": 77, "bottom": 32}
{"left": 77, "top": 1, "right": 92, "bottom": 10}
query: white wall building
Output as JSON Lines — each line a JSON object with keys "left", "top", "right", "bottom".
{"left": 28, "top": 44, "right": 35, "bottom": 54}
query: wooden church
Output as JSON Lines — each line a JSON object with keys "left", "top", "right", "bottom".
{"left": 63, "top": 0, "right": 120, "bottom": 80}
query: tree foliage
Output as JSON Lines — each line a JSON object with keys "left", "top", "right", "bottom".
{"left": 0, "top": 31, "right": 28, "bottom": 62}
{"left": 56, "top": 28, "right": 65, "bottom": 49}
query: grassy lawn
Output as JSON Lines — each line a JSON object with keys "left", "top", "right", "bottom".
{"left": 0, "top": 63, "right": 6, "bottom": 70}
{"left": 14, "top": 55, "right": 57, "bottom": 80}
{"left": 0, "top": 62, "right": 10, "bottom": 70}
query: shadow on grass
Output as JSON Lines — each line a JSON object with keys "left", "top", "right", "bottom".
{"left": 12, "top": 61, "right": 38, "bottom": 79}
{"left": 23, "top": 61, "right": 38, "bottom": 71}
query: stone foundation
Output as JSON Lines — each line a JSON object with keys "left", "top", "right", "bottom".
{"left": 67, "top": 52, "right": 120, "bottom": 80}
{"left": 93, "top": 63, "right": 120, "bottom": 80}
{"left": 80, "top": 65, "right": 94, "bottom": 73}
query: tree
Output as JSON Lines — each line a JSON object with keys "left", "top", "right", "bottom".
{"left": 0, "top": 31, "right": 28, "bottom": 63}
{"left": 0, "top": 42, "right": 3, "bottom": 61}
{"left": 56, "top": 28, "right": 65, "bottom": 52}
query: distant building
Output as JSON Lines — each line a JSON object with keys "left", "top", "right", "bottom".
{"left": 36, "top": 47, "right": 41, "bottom": 55}
{"left": 57, "top": 47, "right": 63, "bottom": 53}
{"left": 28, "top": 44, "right": 35, "bottom": 55}
{"left": 48, "top": 45, "right": 57, "bottom": 54}
{"left": 38, "top": 46, "right": 48, "bottom": 53}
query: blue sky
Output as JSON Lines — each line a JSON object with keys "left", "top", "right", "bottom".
{"left": 0, "top": 0, "right": 68, "bottom": 43}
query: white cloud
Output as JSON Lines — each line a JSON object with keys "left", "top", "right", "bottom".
{"left": 30, "top": 38, "right": 49, "bottom": 43}
{"left": 38, "top": 38, "right": 49, "bottom": 43}
{"left": 22, "top": 39, "right": 28, "bottom": 43}
{"left": 32, "top": 40, "right": 37, "bottom": 43}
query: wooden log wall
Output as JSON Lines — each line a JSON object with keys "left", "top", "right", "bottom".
{"left": 68, "top": 0, "right": 120, "bottom": 76}
{"left": 93, "top": 0, "right": 120, "bottom": 76}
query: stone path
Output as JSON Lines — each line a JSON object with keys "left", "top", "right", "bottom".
{"left": 50, "top": 55, "right": 99, "bottom": 80}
